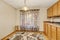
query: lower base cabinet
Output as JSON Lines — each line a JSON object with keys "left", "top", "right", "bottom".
{"left": 44, "top": 22, "right": 48, "bottom": 35}
{"left": 47, "top": 24, "right": 51, "bottom": 40}
{"left": 51, "top": 26, "right": 57, "bottom": 40}
{"left": 44, "top": 22, "right": 60, "bottom": 40}
{"left": 57, "top": 27, "right": 60, "bottom": 40}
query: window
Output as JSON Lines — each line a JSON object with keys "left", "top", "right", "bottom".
{"left": 20, "top": 10, "right": 39, "bottom": 31}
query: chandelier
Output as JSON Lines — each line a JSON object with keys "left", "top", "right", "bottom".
{"left": 21, "top": 0, "right": 29, "bottom": 11}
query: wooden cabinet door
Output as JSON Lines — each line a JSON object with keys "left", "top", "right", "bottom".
{"left": 47, "top": 24, "right": 51, "bottom": 40}
{"left": 53, "top": 3, "right": 58, "bottom": 17}
{"left": 51, "top": 26, "right": 57, "bottom": 40}
{"left": 47, "top": 7, "right": 53, "bottom": 18}
{"left": 58, "top": 1, "right": 60, "bottom": 16}
{"left": 57, "top": 27, "right": 60, "bottom": 40}
{"left": 44, "top": 22, "right": 48, "bottom": 35}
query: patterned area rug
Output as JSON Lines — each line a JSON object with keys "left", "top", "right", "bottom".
{"left": 10, "top": 32, "right": 45, "bottom": 40}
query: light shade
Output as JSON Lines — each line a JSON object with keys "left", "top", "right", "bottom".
{"left": 22, "top": 6, "right": 29, "bottom": 11}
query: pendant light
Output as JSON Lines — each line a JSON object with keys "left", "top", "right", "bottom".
{"left": 21, "top": 0, "right": 29, "bottom": 11}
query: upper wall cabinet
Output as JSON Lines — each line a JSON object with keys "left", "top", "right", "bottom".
{"left": 47, "top": 1, "right": 60, "bottom": 18}
{"left": 53, "top": 3, "right": 58, "bottom": 17}
{"left": 57, "top": 1, "right": 60, "bottom": 16}
{"left": 47, "top": 7, "right": 53, "bottom": 18}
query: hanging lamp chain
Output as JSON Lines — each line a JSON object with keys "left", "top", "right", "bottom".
{"left": 24, "top": 0, "right": 27, "bottom": 6}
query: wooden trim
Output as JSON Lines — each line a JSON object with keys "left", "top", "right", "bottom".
{"left": 1, "top": 30, "right": 17, "bottom": 40}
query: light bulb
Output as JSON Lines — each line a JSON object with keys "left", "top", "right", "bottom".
{"left": 23, "top": 6, "right": 29, "bottom": 11}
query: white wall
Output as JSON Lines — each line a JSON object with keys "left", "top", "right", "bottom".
{"left": 16, "top": 10, "right": 20, "bottom": 26}
{"left": 38, "top": 8, "right": 47, "bottom": 31}
{"left": 0, "top": 0, "right": 17, "bottom": 39}
{"left": 47, "top": 17, "right": 60, "bottom": 22}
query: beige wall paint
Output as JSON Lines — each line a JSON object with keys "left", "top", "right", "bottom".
{"left": 16, "top": 10, "right": 20, "bottom": 26}
{"left": 38, "top": 8, "right": 47, "bottom": 31}
{"left": 0, "top": 0, "right": 17, "bottom": 39}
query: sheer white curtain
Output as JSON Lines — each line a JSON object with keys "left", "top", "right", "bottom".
{"left": 20, "top": 11, "right": 39, "bottom": 31}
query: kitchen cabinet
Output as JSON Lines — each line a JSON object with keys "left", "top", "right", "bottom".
{"left": 47, "top": 1, "right": 60, "bottom": 18}
{"left": 47, "top": 7, "right": 53, "bottom": 18}
{"left": 57, "top": 1, "right": 60, "bottom": 16}
{"left": 44, "top": 22, "right": 58, "bottom": 40}
{"left": 51, "top": 26, "right": 57, "bottom": 40}
{"left": 57, "top": 27, "right": 60, "bottom": 40}
{"left": 47, "top": 24, "right": 51, "bottom": 40}
{"left": 44, "top": 22, "right": 48, "bottom": 35}
{"left": 53, "top": 3, "right": 58, "bottom": 17}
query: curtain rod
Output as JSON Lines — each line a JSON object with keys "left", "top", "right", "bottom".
{"left": 20, "top": 9, "right": 40, "bottom": 12}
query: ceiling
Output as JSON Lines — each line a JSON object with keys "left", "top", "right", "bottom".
{"left": 3, "top": 0, "right": 58, "bottom": 9}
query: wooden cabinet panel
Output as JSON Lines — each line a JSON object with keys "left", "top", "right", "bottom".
{"left": 57, "top": 27, "right": 60, "bottom": 40}
{"left": 51, "top": 26, "right": 57, "bottom": 40}
{"left": 47, "top": 7, "right": 53, "bottom": 18}
{"left": 44, "top": 22, "right": 60, "bottom": 40}
{"left": 47, "top": 24, "right": 51, "bottom": 40}
{"left": 53, "top": 3, "right": 58, "bottom": 17}
{"left": 58, "top": 1, "right": 60, "bottom": 16}
{"left": 44, "top": 22, "right": 48, "bottom": 35}
{"left": 47, "top": 1, "right": 60, "bottom": 18}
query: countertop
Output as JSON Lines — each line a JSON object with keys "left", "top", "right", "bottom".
{"left": 45, "top": 21, "right": 60, "bottom": 27}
